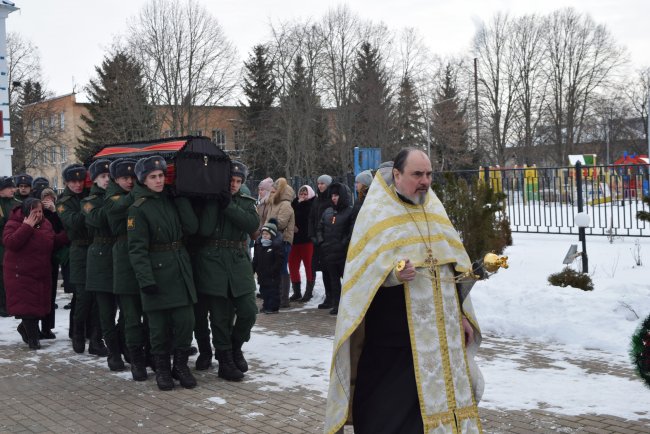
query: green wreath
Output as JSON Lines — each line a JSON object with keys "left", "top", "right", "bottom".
{"left": 630, "top": 313, "right": 650, "bottom": 389}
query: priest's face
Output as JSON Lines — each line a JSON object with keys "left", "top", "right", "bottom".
{"left": 393, "top": 151, "right": 432, "bottom": 202}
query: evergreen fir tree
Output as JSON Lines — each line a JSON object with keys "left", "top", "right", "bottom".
{"left": 239, "top": 44, "right": 280, "bottom": 177}
{"left": 77, "top": 51, "right": 157, "bottom": 163}
{"left": 430, "top": 63, "right": 473, "bottom": 171}
{"left": 350, "top": 42, "right": 395, "bottom": 160}
{"left": 279, "top": 55, "right": 328, "bottom": 177}
{"left": 638, "top": 195, "right": 650, "bottom": 223}
{"left": 395, "top": 75, "right": 425, "bottom": 150}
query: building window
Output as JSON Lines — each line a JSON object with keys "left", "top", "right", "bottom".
{"left": 59, "top": 112, "right": 65, "bottom": 131}
{"left": 212, "top": 129, "right": 226, "bottom": 149}
{"left": 50, "top": 147, "right": 56, "bottom": 163}
{"left": 50, "top": 115, "right": 57, "bottom": 130}
{"left": 234, "top": 129, "right": 245, "bottom": 151}
{"left": 192, "top": 130, "right": 202, "bottom": 137}
{"left": 60, "top": 145, "right": 67, "bottom": 163}
{"left": 39, "top": 118, "right": 45, "bottom": 130}
{"left": 164, "top": 130, "right": 177, "bottom": 138}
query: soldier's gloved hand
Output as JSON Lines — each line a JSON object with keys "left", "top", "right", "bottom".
{"left": 141, "top": 284, "right": 160, "bottom": 295}
{"left": 218, "top": 190, "right": 231, "bottom": 209}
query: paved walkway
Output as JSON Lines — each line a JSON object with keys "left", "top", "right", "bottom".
{"left": 0, "top": 292, "right": 648, "bottom": 433}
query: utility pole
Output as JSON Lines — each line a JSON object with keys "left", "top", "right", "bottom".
{"left": 474, "top": 58, "right": 480, "bottom": 150}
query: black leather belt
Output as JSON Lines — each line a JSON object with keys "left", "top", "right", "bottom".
{"left": 149, "top": 241, "right": 184, "bottom": 252}
{"left": 204, "top": 239, "right": 247, "bottom": 250}
{"left": 71, "top": 239, "right": 91, "bottom": 247}
{"left": 93, "top": 236, "right": 116, "bottom": 244}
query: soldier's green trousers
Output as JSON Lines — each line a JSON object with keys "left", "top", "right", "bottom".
{"left": 195, "top": 291, "right": 257, "bottom": 351}
{"left": 119, "top": 294, "right": 146, "bottom": 348}
{"left": 146, "top": 304, "right": 194, "bottom": 355}
{"left": 95, "top": 292, "right": 119, "bottom": 341}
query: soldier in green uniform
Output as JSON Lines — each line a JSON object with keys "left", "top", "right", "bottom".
{"left": 193, "top": 161, "right": 259, "bottom": 381}
{"left": 82, "top": 159, "right": 125, "bottom": 371}
{"left": 14, "top": 174, "right": 32, "bottom": 201}
{"left": 128, "top": 156, "right": 198, "bottom": 391}
{"left": 104, "top": 158, "right": 150, "bottom": 381}
{"left": 0, "top": 176, "right": 21, "bottom": 317}
{"left": 57, "top": 164, "right": 107, "bottom": 356}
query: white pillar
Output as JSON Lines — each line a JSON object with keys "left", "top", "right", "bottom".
{"left": 0, "top": 1, "right": 18, "bottom": 176}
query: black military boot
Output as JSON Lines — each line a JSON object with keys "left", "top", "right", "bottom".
{"left": 105, "top": 335, "right": 126, "bottom": 372}
{"left": 289, "top": 282, "right": 302, "bottom": 301}
{"left": 301, "top": 281, "right": 315, "bottom": 302}
{"left": 128, "top": 346, "right": 148, "bottom": 382}
{"left": 232, "top": 341, "right": 248, "bottom": 373}
{"left": 172, "top": 348, "right": 197, "bottom": 389}
{"left": 215, "top": 349, "right": 244, "bottom": 381}
{"left": 72, "top": 321, "right": 86, "bottom": 354}
{"left": 88, "top": 331, "right": 109, "bottom": 357}
{"left": 195, "top": 337, "right": 213, "bottom": 371}
{"left": 25, "top": 319, "right": 41, "bottom": 350}
{"left": 329, "top": 295, "right": 340, "bottom": 316}
{"left": 153, "top": 354, "right": 174, "bottom": 391}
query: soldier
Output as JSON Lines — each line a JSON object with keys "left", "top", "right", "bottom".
{"left": 104, "top": 158, "right": 150, "bottom": 381}
{"left": 0, "top": 176, "right": 21, "bottom": 317}
{"left": 57, "top": 163, "right": 107, "bottom": 356}
{"left": 193, "top": 161, "right": 259, "bottom": 381}
{"left": 82, "top": 159, "right": 125, "bottom": 371}
{"left": 128, "top": 155, "right": 198, "bottom": 391}
{"left": 14, "top": 173, "right": 33, "bottom": 201}
{"left": 31, "top": 177, "right": 50, "bottom": 199}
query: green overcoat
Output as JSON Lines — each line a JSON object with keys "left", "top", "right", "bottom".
{"left": 194, "top": 192, "right": 259, "bottom": 298}
{"left": 82, "top": 184, "right": 113, "bottom": 293}
{"left": 103, "top": 181, "right": 139, "bottom": 295}
{"left": 127, "top": 184, "right": 197, "bottom": 312}
{"left": 57, "top": 187, "right": 90, "bottom": 285}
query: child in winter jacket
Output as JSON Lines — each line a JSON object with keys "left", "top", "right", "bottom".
{"left": 252, "top": 219, "right": 284, "bottom": 313}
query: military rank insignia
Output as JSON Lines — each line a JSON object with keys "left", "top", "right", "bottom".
{"left": 127, "top": 216, "right": 136, "bottom": 230}
{"left": 83, "top": 202, "right": 94, "bottom": 213}
{"left": 111, "top": 195, "right": 120, "bottom": 201}
{"left": 57, "top": 205, "right": 65, "bottom": 213}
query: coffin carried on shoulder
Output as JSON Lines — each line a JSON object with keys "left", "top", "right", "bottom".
{"left": 92, "top": 136, "right": 231, "bottom": 197}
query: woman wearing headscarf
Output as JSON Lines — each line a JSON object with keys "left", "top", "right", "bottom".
{"left": 288, "top": 185, "right": 316, "bottom": 301}
{"left": 3, "top": 198, "right": 68, "bottom": 349}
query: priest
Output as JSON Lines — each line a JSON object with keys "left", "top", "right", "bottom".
{"left": 325, "top": 148, "right": 484, "bottom": 434}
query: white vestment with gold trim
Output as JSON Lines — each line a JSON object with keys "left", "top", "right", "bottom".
{"left": 324, "top": 171, "right": 484, "bottom": 434}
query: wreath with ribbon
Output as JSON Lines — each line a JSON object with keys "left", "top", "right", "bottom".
{"left": 630, "top": 313, "right": 650, "bottom": 389}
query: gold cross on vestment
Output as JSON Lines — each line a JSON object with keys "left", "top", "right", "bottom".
{"left": 424, "top": 249, "right": 437, "bottom": 276}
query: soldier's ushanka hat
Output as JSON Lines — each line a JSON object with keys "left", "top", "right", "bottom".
{"left": 31, "top": 177, "right": 49, "bottom": 189}
{"left": 0, "top": 176, "right": 15, "bottom": 190}
{"left": 14, "top": 173, "right": 33, "bottom": 187}
{"left": 62, "top": 164, "right": 87, "bottom": 182}
{"left": 135, "top": 156, "right": 167, "bottom": 183}
{"left": 230, "top": 160, "right": 248, "bottom": 181}
{"left": 109, "top": 158, "right": 137, "bottom": 180}
{"left": 89, "top": 159, "right": 111, "bottom": 181}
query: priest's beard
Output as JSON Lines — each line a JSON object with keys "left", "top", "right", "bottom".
{"left": 396, "top": 187, "right": 427, "bottom": 205}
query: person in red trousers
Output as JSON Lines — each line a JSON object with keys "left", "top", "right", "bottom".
{"left": 288, "top": 185, "right": 316, "bottom": 302}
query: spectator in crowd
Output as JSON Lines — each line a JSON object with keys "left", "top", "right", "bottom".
{"left": 252, "top": 219, "right": 283, "bottom": 314}
{"left": 254, "top": 177, "right": 273, "bottom": 240}
{"left": 351, "top": 170, "right": 373, "bottom": 227}
{"left": 3, "top": 198, "right": 67, "bottom": 349}
{"left": 0, "top": 176, "right": 20, "bottom": 317}
{"left": 14, "top": 174, "right": 33, "bottom": 201}
{"left": 288, "top": 185, "right": 316, "bottom": 302}
{"left": 40, "top": 188, "right": 67, "bottom": 339}
{"left": 267, "top": 178, "right": 295, "bottom": 308}
{"left": 317, "top": 182, "right": 354, "bottom": 315}
{"left": 308, "top": 174, "right": 333, "bottom": 309}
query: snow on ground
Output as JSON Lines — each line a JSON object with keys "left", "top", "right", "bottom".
{"left": 1, "top": 232, "right": 649, "bottom": 419}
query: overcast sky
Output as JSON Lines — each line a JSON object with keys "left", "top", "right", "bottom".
{"left": 7, "top": 0, "right": 650, "bottom": 97}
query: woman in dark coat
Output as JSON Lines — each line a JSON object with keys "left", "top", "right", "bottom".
{"left": 317, "top": 182, "right": 353, "bottom": 315}
{"left": 3, "top": 198, "right": 68, "bottom": 349}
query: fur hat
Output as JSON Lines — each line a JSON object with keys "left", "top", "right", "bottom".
{"left": 135, "top": 156, "right": 167, "bottom": 183}
{"left": 15, "top": 173, "right": 33, "bottom": 187}
{"left": 231, "top": 160, "right": 248, "bottom": 180}
{"left": 317, "top": 174, "right": 332, "bottom": 186}
{"left": 355, "top": 170, "right": 374, "bottom": 188}
{"left": 0, "top": 176, "right": 15, "bottom": 190}
{"left": 261, "top": 218, "right": 278, "bottom": 237}
{"left": 109, "top": 158, "right": 137, "bottom": 180}
{"left": 258, "top": 177, "right": 273, "bottom": 192}
{"left": 62, "top": 164, "right": 87, "bottom": 182}
{"left": 31, "top": 176, "right": 49, "bottom": 189}
{"left": 89, "top": 159, "right": 111, "bottom": 181}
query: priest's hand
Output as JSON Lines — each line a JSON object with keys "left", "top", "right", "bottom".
{"left": 397, "top": 259, "right": 416, "bottom": 282}
{"left": 462, "top": 316, "right": 474, "bottom": 347}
